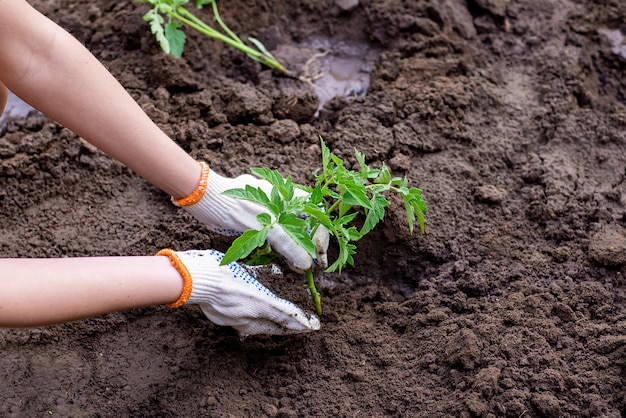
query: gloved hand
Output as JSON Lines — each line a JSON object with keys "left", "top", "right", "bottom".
{"left": 173, "top": 162, "right": 329, "bottom": 272}
{"left": 157, "top": 248, "right": 320, "bottom": 336}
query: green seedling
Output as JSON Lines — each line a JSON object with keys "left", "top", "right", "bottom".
{"left": 138, "top": 0, "right": 289, "bottom": 75}
{"left": 220, "top": 137, "right": 427, "bottom": 316}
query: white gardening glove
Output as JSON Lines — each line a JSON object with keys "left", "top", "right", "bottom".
{"left": 173, "top": 162, "right": 329, "bottom": 272}
{"left": 157, "top": 248, "right": 320, "bottom": 336}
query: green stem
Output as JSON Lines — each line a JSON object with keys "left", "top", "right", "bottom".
{"left": 209, "top": 0, "right": 244, "bottom": 45}
{"left": 327, "top": 199, "right": 341, "bottom": 215}
{"left": 305, "top": 268, "right": 322, "bottom": 316}
{"left": 161, "top": 5, "right": 288, "bottom": 74}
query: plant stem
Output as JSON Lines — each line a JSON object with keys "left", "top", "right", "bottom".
{"left": 164, "top": 5, "right": 289, "bottom": 74}
{"left": 305, "top": 268, "right": 322, "bottom": 316}
{"left": 209, "top": 0, "right": 243, "bottom": 44}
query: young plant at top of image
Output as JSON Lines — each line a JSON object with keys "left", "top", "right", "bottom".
{"left": 138, "top": 0, "right": 289, "bottom": 75}
{"left": 219, "top": 137, "right": 428, "bottom": 316}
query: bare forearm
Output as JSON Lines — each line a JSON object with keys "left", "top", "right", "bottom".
{"left": 0, "top": 256, "right": 183, "bottom": 327}
{"left": 0, "top": 0, "right": 199, "bottom": 198}
{"left": 0, "top": 81, "right": 7, "bottom": 114}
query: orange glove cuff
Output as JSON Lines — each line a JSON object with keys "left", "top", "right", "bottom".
{"left": 172, "top": 161, "right": 209, "bottom": 207}
{"left": 157, "top": 248, "right": 194, "bottom": 308}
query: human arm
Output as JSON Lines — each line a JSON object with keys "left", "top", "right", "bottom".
{"left": 0, "top": 81, "right": 7, "bottom": 115}
{"left": 0, "top": 256, "right": 183, "bottom": 327}
{"left": 0, "top": 0, "right": 199, "bottom": 198}
{"left": 0, "top": 252, "right": 320, "bottom": 335}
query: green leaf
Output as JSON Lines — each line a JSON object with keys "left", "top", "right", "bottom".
{"left": 302, "top": 204, "right": 334, "bottom": 230}
{"left": 284, "top": 196, "right": 307, "bottom": 215}
{"left": 402, "top": 187, "right": 427, "bottom": 234}
{"left": 340, "top": 185, "right": 371, "bottom": 209}
{"left": 309, "top": 184, "right": 323, "bottom": 205}
{"left": 164, "top": 20, "right": 186, "bottom": 57}
{"left": 327, "top": 240, "right": 356, "bottom": 272}
{"left": 282, "top": 176, "right": 295, "bottom": 200}
{"left": 195, "top": 0, "right": 214, "bottom": 8}
{"left": 278, "top": 213, "right": 317, "bottom": 258}
{"left": 222, "top": 185, "right": 270, "bottom": 206}
{"left": 404, "top": 198, "right": 416, "bottom": 235}
{"left": 269, "top": 187, "right": 283, "bottom": 214}
{"left": 330, "top": 154, "right": 344, "bottom": 169}
{"left": 390, "top": 177, "right": 404, "bottom": 187}
{"left": 220, "top": 228, "right": 269, "bottom": 265}
{"left": 335, "top": 212, "right": 359, "bottom": 228}
{"left": 320, "top": 137, "right": 331, "bottom": 173}
{"left": 256, "top": 212, "right": 272, "bottom": 227}
{"left": 373, "top": 163, "right": 391, "bottom": 184}
{"left": 360, "top": 193, "right": 389, "bottom": 237}
{"left": 143, "top": 10, "right": 170, "bottom": 54}
{"left": 250, "top": 168, "right": 285, "bottom": 188}
{"left": 355, "top": 148, "right": 369, "bottom": 176}
{"left": 345, "top": 226, "right": 361, "bottom": 241}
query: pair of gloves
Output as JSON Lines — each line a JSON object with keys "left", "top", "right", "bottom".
{"left": 158, "top": 162, "right": 328, "bottom": 337}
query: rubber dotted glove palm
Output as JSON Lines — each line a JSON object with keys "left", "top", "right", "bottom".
{"left": 157, "top": 248, "right": 320, "bottom": 336}
{"left": 173, "top": 162, "right": 329, "bottom": 272}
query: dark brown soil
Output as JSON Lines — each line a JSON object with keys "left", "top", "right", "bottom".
{"left": 2, "top": 0, "right": 626, "bottom": 417}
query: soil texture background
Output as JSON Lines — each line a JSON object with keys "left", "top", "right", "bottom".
{"left": 1, "top": 0, "right": 626, "bottom": 417}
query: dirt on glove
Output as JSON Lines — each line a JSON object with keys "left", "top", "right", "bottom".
{"left": 1, "top": 0, "right": 625, "bottom": 417}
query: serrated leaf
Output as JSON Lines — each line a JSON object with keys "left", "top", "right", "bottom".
{"left": 335, "top": 212, "right": 358, "bottom": 228}
{"left": 302, "top": 204, "right": 334, "bottom": 230}
{"left": 278, "top": 213, "right": 317, "bottom": 258}
{"left": 222, "top": 185, "right": 270, "bottom": 205}
{"left": 339, "top": 168, "right": 367, "bottom": 188}
{"left": 373, "top": 163, "right": 391, "bottom": 184}
{"left": 360, "top": 193, "right": 389, "bottom": 237}
{"left": 144, "top": 10, "right": 170, "bottom": 54}
{"left": 390, "top": 177, "right": 404, "bottom": 186}
{"left": 345, "top": 226, "right": 361, "bottom": 241}
{"left": 405, "top": 198, "right": 416, "bottom": 235}
{"left": 327, "top": 240, "right": 356, "bottom": 272}
{"left": 410, "top": 189, "right": 428, "bottom": 234}
{"left": 402, "top": 188, "right": 427, "bottom": 234}
{"left": 250, "top": 168, "right": 285, "bottom": 188}
{"left": 339, "top": 185, "right": 371, "bottom": 209}
{"left": 257, "top": 212, "right": 272, "bottom": 227}
{"left": 164, "top": 20, "right": 186, "bottom": 57}
{"left": 282, "top": 176, "right": 295, "bottom": 200}
{"left": 320, "top": 137, "right": 332, "bottom": 173}
{"left": 330, "top": 154, "right": 344, "bottom": 169}
{"left": 309, "top": 184, "right": 323, "bottom": 205}
{"left": 416, "top": 206, "right": 426, "bottom": 234}
{"left": 355, "top": 148, "right": 369, "bottom": 176}
{"left": 269, "top": 186, "right": 283, "bottom": 213}
{"left": 220, "top": 228, "right": 269, "bottom": 265}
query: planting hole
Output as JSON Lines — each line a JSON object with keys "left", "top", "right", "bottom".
{"left": 305, "top": 37, "right": 379, "bottom": 110}
{"left": 598, "top": 28, "right": 626, "bottom": 59}
{"left": 276, "top": 36, "right": 380, "bottom": 111}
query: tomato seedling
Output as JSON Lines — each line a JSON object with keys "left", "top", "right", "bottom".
{"left": 220, "top": 138, "right": 427, "bottom": 316}
{"left": 138, "top": 0, "right": 289, "bottom": 75}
